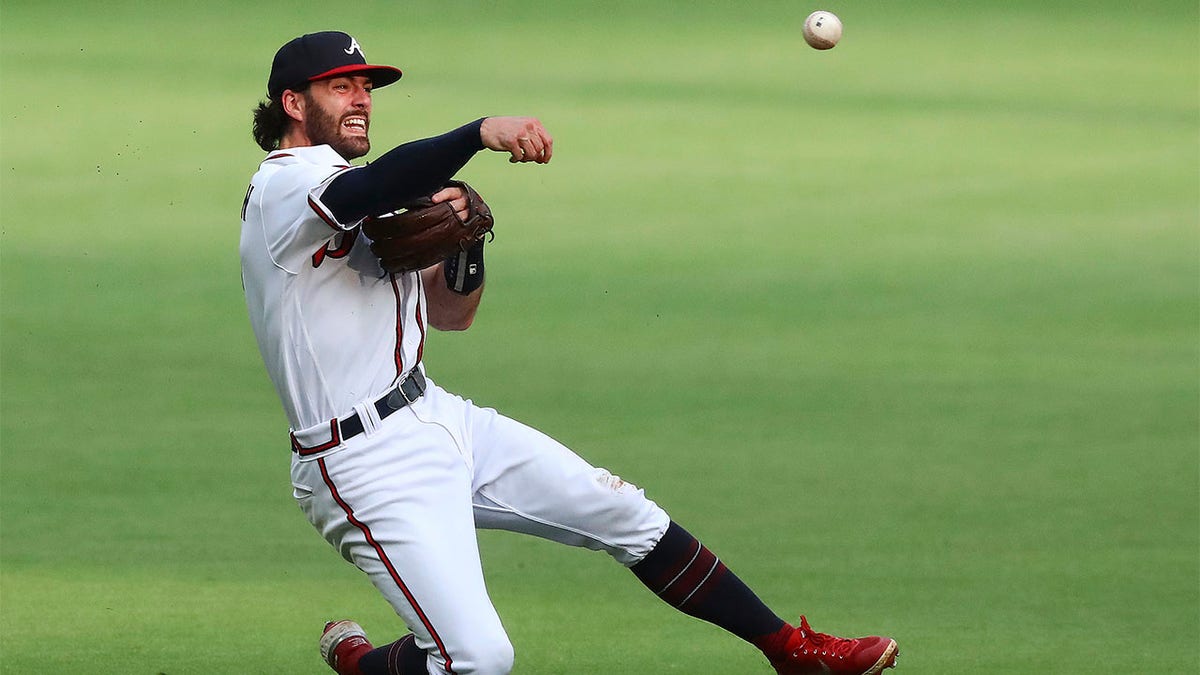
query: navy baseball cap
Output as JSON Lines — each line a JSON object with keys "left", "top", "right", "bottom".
{"left": 267, "top": 31, "right": 402, "bottom": 99}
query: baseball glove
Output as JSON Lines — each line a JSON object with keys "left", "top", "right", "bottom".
{"left": 362, "top": 180, "right": 494, "bottom": 274}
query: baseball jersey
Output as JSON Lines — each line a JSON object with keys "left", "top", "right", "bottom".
{"left": 240, "top": 145, "right": 426, "bottom": 431}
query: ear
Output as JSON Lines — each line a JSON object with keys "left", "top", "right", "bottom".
{"left": 281, "top": 89, "right": 306, "bottom": 123}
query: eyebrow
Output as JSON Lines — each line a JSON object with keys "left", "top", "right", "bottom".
{"left": 325, "top": 75, "right": 374, "bottom": 87}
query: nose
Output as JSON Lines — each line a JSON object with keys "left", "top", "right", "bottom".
{"left": 352, "top": 84, "right": 371, "bottom": 109}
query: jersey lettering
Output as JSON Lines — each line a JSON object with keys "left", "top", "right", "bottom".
{"left": 240, "top": 184, "right": 255, "bottom": 221}
{"left": 311, "top": 228, "right": 360, "bottom": 268}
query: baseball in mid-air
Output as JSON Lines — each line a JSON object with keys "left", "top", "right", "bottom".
{"left": 803, "top": 11, "right": 843, "bottom": 50}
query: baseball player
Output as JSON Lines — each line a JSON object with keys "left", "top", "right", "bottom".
{"left": 240, "top": 31, "right": 898, "bottom": 675}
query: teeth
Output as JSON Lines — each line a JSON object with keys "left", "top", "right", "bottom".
{"left": 344, "top": 117, "right": 366, "bottom": 130}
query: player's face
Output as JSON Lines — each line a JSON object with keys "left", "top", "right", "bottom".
{"left": 302, "top": 76, "right": 373, "bottom": 159}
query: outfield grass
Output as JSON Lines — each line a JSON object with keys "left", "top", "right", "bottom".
{"left": 2, "top": 1, "right": 1197, "bottom": 673}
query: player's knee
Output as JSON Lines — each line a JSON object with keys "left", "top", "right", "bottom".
{"left": 478, "top": 638, "right": 515, "bottom": 674}
{"left": 450, "top": 633, "right": 514, "bottom": 674}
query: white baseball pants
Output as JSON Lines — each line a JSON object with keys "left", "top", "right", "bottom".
{"left": 289, "top": 378, "right": 671, "bottom": 674}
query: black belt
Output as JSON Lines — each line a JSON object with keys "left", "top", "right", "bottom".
{"left": 341, "top": 369, "right": 426, "bottom": 439}
{"left": 291, "top": 369, "right": 427, "bottom": 456}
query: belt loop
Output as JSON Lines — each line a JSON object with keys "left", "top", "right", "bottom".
{"left": 353, "top": 401, "right": 380, "bottom": 438}
{"left": 292, "top": 369, "right": 426, "bottom": 454}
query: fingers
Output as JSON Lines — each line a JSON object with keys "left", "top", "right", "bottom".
{"left": 510, "top": 128, "right": 553, "bottom": 164}
{"left": 481, "top": 116, "right": 554, "bottom": 164}
{"left": 430, "top": 185, "right": 465, "bottom": 204}
{"left": 430, "top": 187, "right": 470, "bottom": 219}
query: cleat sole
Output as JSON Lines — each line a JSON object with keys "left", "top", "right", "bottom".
{"left": 867, "top": 640, "right": 898, "bottom": 674}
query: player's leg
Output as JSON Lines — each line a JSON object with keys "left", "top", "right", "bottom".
{"left": 292, "top": 413, "right": 514, "bottom": 675}
{"left": 319, "top": 620, "right": 427, "bottom": 675}
{"left": 628, "top": 519, "right": 787, "bottom": 642}
{"left": 627, "top": 521, "right": 897, "bottom": 674}
{"left": 462, "top": 402, "right": 897, "bottom": 673}
{"left": 464, "top": 409, "right": 787, "bottom": 655}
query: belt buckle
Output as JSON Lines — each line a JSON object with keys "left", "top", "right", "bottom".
{"left": 384, "top": 387, "right": 411, "bottom": 410}
{"left": 385, "top": 371, "right": 423, "bottom": 410}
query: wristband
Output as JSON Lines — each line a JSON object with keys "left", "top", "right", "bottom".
{"left": 444, "top": 238, "right": 485, "bottom": 295}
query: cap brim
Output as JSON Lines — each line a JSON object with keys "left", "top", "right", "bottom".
{"left": 308, "top": 64, "right": 403, "bottom": 89}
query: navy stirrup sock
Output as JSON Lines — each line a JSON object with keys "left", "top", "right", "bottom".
{"left": 357, "top": 634, "right": 426, "bottom": 675}
{"left": 631, "top": 521, "right": 786, "bottom": 643}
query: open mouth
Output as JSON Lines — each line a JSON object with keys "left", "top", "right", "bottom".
{"left": 342, "top": 115, "right": 368, "bottom": 135}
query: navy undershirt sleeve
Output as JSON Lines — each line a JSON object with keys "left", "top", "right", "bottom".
{"left": 321, "top": 118, "right": 486, "bottom": 224}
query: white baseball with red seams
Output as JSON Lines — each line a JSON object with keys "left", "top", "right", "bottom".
{"left": 240, "top": 144, "right": 670, "bottom": 674}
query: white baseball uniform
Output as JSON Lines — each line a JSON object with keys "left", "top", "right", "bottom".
{"left": 240, "top": 144, "right": 670, "bottom": 674}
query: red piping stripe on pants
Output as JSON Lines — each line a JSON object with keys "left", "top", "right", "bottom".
{"left": 318, "top": 457, "right": 455, "bottom": 674}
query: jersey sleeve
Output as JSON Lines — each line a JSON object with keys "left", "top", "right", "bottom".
{"left": 307, "top": 167, "right": 366, "bottom": 231}
{"left": 254, "top": 163, "right": 364, "bottom": 273}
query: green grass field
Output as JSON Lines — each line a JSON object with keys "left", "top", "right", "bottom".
{"left": 2, "top": 1, "right": 1197, "bottom": 673}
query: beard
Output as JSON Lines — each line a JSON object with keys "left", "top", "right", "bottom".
{"left": 303, "top": 93, "right": 370, "bottom": 160}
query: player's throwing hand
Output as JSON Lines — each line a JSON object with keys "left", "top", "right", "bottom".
{"left": 481, "top": 116, "right": 553, "bottom": 163}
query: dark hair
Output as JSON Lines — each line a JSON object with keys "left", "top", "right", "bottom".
{"left": 251, "top": 97, "right": 290, "bottom": 151}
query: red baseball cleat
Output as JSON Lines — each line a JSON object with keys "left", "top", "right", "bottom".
{"left": 770, "top": 616, "right": 898, "bottom": 675}
{"left": 320, "top": 620, "right": 373, "bottom": 675}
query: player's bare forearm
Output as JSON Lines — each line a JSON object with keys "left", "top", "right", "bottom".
{"left": 421, "top": 264, "right": 482, "bottom": 331}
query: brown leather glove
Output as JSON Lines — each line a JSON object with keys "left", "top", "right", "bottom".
{"left": 362, "top": 180, "right": 494, "bottom": 274}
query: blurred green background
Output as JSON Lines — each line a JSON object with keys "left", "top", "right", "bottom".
{"left": 2, "top": 1, "right": 1197, "bottom": 673}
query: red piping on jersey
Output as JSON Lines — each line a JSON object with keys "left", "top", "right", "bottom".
{"left": 317, "top": 458, "right": 456, "bottom": 674}
{"left": 308, "top": 195, "right": 342, "bottom": 231}
{"left": 390, "top": 273, "right": 405, "bottom": 378}
{"left": 415, "top": 283, "right": 426, "bottom": 366}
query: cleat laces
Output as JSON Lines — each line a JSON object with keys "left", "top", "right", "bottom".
{"left": 795, "top": 616, "right": 857, "bottom": 661}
